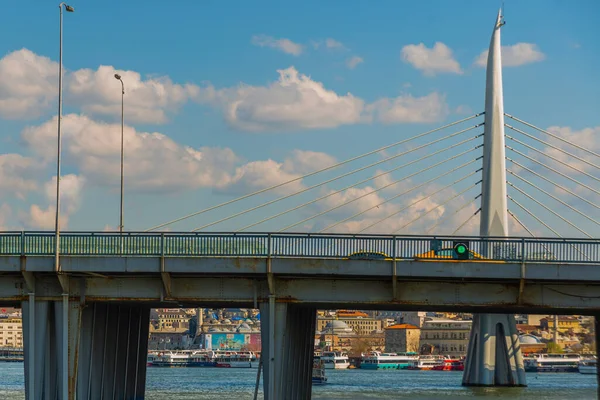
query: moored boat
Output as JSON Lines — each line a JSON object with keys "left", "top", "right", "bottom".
{"left": 360, "top": 351, "right": 419, "bottom": 370}
{"left": 312, "top": 358, "right": 327, "bottom": 385}
{"left": 407, "top": 355, "right": 445, "bottom": 370}
{"left": 524, "top": 353, "right": 581, "bottom": 373}
{"left": 578, "top": 358, "right": 597, "bottom": 374}
{"left": 431, "top": 358, "right": 464, "bottom": 371}
{"left": 321, "top": 351, "right": 350, "bottom": 369}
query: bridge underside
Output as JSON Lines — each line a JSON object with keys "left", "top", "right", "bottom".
{"left": 2, "top": 256, "right": 600, "bottom": 314}
{"left": 4, "top": 256, "right": 600, "bottom": 398}
{"left": 22, "top": 298, "right": 149, "bottom": 400}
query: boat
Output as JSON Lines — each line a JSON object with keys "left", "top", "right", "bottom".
{"left": 320, "top": 351, "right": 350, "bottom": 369}
{"left": 360, "top": 351, "right": 419, "bottom": 370}
{"left": 151, "top": 351, "right": 194, "bottom": 367}
{"left": 524, "top": 353, "right": 581, "bottom": 372}
{"left": 431, "top": 358, "right": 464, "bottom": 371}
{"left": 407, "top": 355, "right": 445, "bottom": 370}
{"left": 215, "top": 351, "right": 258, "bottom": 368}
{"left": 578, "top": 358, "right": 597, "bottom": 374}
{"left": 312, "top": 358, "right": 327, "bottom": 385}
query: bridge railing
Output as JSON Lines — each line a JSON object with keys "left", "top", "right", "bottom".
{"left": 0, "top": 232, "right": 598, "bottom": 263}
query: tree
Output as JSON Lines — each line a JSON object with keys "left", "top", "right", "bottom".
{"left": 546, "top": 341, "right": 563, "bottom": 353}
{"left": 348, "top": 338, "right": 374, "bottom": 357}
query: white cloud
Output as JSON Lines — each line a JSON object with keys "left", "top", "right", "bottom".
{"left": 251, "top": 35, "right": 303, "bottom": 56}
{"left": 0, "top": 49, "right": 58, "bottom": 119}
{"left": 201, "top": 66, "right": 366, "bottom": 131}
{"left": 367, "top": 92, "right": 449, "bottom": 124}
{"left": 325, "top": 38, "right": 345, "bottom": 49}
{"left": 346, "top": 56, "right": 364, "bottom": 69}
{"left": 22, "top": 114, "right": 239, "bottom": 194}
{"left": 219, "top": 159, "right": 304, "bottom": 196}
{"left": 0, "top": 48, "right": 199, "bottom": 124}
{"left": 198, "top": 67, "right": 449, "bottom": 130}
{"left": 475, "top": 43, "right": 545, "bottom": 67}
{"left": 401, "top": 42, "right": 462, "bottom": 76}
{"left": 67, "top": 65, "right": 200, "bottom": 124}
{"left": 282, "top": 150, "right": 337, "bottom": 175}
{"left": 454, "top": 105, "right": 473, "bottom": 115}
{"left": 0, "top": 154, "right": 41, "bottom": 199}
{"left": 26, "top": 174, "right": 85, "bottom": 229}
{"left": 0, "top": 203, "right": 11, "bottom": 230}
{"left": 541, "top": 125, "right": 600, "bottom": 173}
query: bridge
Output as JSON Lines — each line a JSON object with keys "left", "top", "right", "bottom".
{"left": 2, "top": 8, "right": 600, "bottom": 400}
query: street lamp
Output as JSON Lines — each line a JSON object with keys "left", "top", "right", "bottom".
{"left": 55, "top": 2, "right": 74, "bottom": 274}
{"left": 114, "top": 74, "right": 125, "bottom": 235}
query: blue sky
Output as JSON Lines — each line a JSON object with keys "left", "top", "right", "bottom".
{"left": 0, "top": 0, "right": 598, "bottom": 236}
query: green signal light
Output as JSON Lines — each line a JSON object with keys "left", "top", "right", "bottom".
{"left": 456, "top": 245, "right": 467, "bottom": 254}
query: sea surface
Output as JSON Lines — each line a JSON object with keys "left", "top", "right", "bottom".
{"left": 0, "top": 363, "right": 598, "bottom": 399}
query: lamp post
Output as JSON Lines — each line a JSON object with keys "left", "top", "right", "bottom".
{"left": 55, "top": 2, "right": 74, "bottom": 274}
{"left": 114, "top": 74, "right": 125, "bottom": 236}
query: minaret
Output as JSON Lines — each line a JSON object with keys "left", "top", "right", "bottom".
{"left": 462, "top": 10, "right": 526, "bottom": 387}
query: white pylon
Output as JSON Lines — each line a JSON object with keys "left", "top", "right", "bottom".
{"left": 462, "top": 9, "right": 527, "bottom": 387}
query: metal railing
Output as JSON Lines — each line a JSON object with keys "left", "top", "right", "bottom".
{"left": 0, "top": 231, "right": 598, "bottom": 263}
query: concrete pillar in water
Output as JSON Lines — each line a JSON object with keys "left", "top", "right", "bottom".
{"left": 259, "top": 301, "right": 316, "bottom": 399}
{"left": 462, "top": 9, "right": 527, "bottom": 387}
{"left": 23, "top": 300, "right": 150, "bottom": 399}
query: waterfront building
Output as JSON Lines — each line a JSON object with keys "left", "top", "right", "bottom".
{"left": 151, "top": 308, "right": 191, "bottom": 330}
{"left": 148, "top": 326, "right": 191, "bottom": 350}
{"left": 0, "top": 317, "right": 23, "bottom": 348}
{"left": 540, "top": 316, "right": 583, "bottom": 333}
{"left": 317, "top": 311, "right": 383, "bottom": 336}
{"left": 384, "top": 323, "right": 420, "bottom": 353}
{"left": 518, "top": 334, "right": 546, "bottom": 354}
{"left": 420, "top": 318, "right": 472, "bottom": 357}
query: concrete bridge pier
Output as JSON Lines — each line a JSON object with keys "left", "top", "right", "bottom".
{"left": 260, "top": 299, "right": 316, "bottom": 400}
{"left": 22, "top": 297, "right": 150, "bottom": 400}
{"left": 462, "top": 313, "right": 526, "bottom": 386}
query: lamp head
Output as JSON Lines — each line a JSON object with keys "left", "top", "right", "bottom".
{"left": 114, "top": 74, "right": 122, "bottom": 80}
{"left": 64, "top": 5, "right": 74, "bottom": 12}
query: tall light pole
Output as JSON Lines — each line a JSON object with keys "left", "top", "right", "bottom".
{"left": 55, "top": 2, "right": 74, "bottom": 274}
{"left": 114, "top": 74, "right": 125, "bottom": 235}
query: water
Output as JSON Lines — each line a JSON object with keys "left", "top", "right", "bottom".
{"left": 0, "top": 363, "right": 597, "bottom": 399}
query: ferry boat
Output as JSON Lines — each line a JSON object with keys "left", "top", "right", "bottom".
{"left": 312, "top": 358, "right": 327, "bottom": 385}
{"left": 431, "top": 358, "right": 464, "bottom": 371}
{"left": 407, "top": 355, "right": 445, "bottom": 370}
{"left": 152, "top": 351, "right": 194, "bottom": 367}
{"left": 320, "top": 351, "right": 350, "bottom": 369}
{"left": 578, "top": 358, "right": 597, "bottom": 374}
{"left": 524, "top": 353, "right": 581, "bottom": 372}
{"left": 360, "top": 351, "right": 419, "bottom": 370}
{"left": 215, "top": 351, "right": 258, "bottom": 368}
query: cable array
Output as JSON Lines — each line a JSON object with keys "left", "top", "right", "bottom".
{"left": 504, "top": 113, "right": 599, "bottom": 240}
{"left": 144, "top": 113, "right": 485, "bottom": 233}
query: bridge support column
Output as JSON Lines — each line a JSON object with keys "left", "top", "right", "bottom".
{"left": 22, "top": 300, "right": 150, "bottom": 400}
{"left": 462, "top": 313, "right": 526, "bottom": 386}
{"left": 259, "top": 301, "right": 316, "bottom": 400}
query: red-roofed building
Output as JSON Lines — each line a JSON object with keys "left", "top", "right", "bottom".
{"left": 385, "top": 323, "right": 420, "bottom": 353}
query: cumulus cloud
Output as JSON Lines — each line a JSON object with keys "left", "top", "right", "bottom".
{"left": 198, "top": 67, "right": 449, "bottom": 130}
{"left": 0, "top": 154, "right": 42, "bottom": 199}
{"left": 0, "top": 203, "right": 11, "bottom": 230}
{"left": 0, "top": 48, "right": 199, "bottom": 123}
{"left": 200, "top": 67, "right": 367, "bottom": 131}
{"left": 367, "top": 92, "right": 449, "bottom": 124}
{"left": 401, "top": 42, "right": 462, "bottom": 76}
{"left": 21, "top": 114, "right": 239, "bottom": 193}
{"left": 346, "top": 56, "right": 364, "bottom": 69}
{"left": 0, "top": 49, "right": 58, "bottom": 119}
{"left": 282, "top": 150, "right": 337, "bottom": 175}
{"left": 26, "top": 174, "right": 85, "bottom": 229}
{"left": 251, "top": 35, "right": 303, "bottom": 56}
{"left": 67, "top": 65, "right": 200, "bottom": 124}
{"left": 475, "top": 43, "right": 545, "bottom": 67}
{"left": 540, "top": 125, "right": 600, "bottom": 173}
